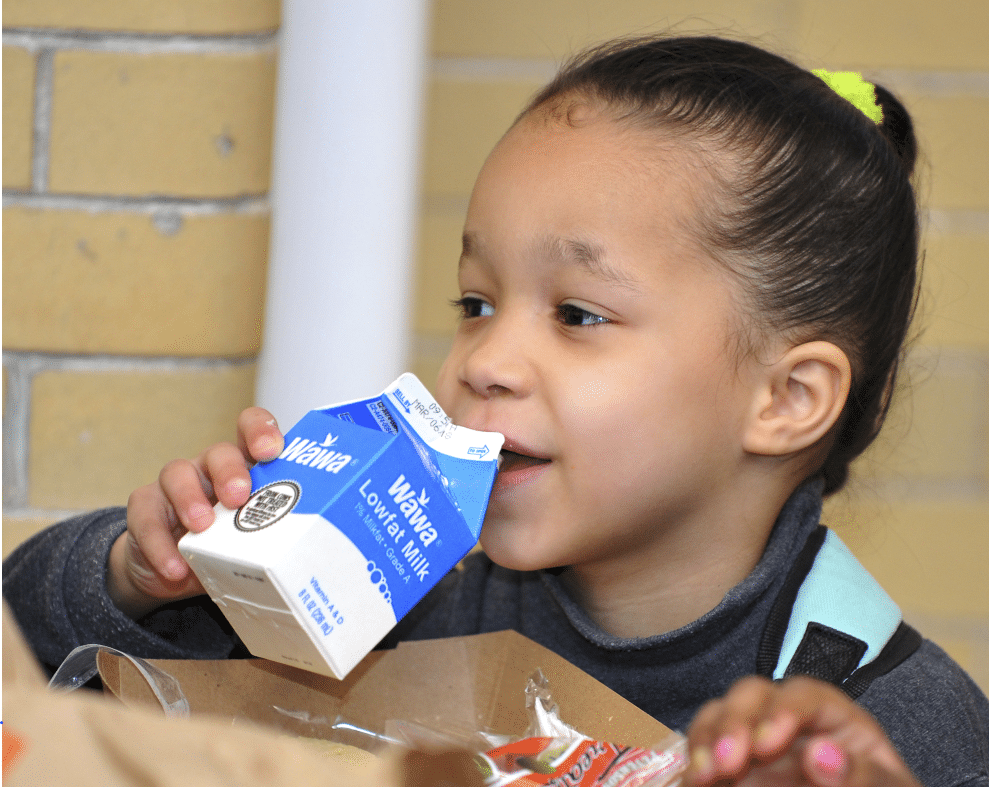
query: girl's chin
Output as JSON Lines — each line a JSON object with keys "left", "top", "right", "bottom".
{"left": 479, "top": 519, "right": 585, "bottom": 575}
{"left": 478, "top": 530, "right": 552, "bottom": 573}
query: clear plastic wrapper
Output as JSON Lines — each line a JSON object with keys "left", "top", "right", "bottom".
{"left": 48, "top": 643, "right": 190, "bottom": 717}
{"left": 49, "top": 645, "right": 686, "bottom": 787}
{"left": 385, "top": 670, "right": 688, "bottom": 787}
{"left": 475, "top": 672, "right": 687, "bottom": 787}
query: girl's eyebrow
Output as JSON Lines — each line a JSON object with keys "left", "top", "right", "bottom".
{"left": 540, "top": 235, "right": 643, "bottom": 291}
{"left": 460, "top": 231, "right": 644, "bottom": 292}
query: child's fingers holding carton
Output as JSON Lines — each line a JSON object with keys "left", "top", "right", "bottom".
{"left": 236, "top": 406, "right": 286, "bottom": 468}
{"left": 159, "top": 407, "right": 285, "bottom": 519}
{"left": 107, "top": 407, "right": 284, "bottom": 619}
{"left": 685, "top": 675, "right": 920, "bottom": 787}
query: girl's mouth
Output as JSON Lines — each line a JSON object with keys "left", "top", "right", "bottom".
{"left": 495, "top": 449, "right": 551, "bottom": 490}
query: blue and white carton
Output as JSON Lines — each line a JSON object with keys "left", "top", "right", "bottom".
{"left": 178, "top": 373, "right": 504, "bottom": 679}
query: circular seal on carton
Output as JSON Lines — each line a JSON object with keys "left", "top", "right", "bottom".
{"left": 234, "top": 481, "right": 301, "bottom": 532}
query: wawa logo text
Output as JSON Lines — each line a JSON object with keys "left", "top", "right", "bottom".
{"left": 279, "top": 432, "right": 353, "bottom": 474}
{"left": 359, "top": 475, "right": 439, "bottom": 548}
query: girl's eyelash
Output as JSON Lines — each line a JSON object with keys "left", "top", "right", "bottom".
{"left": 450, "top": 296, "right": 490, "bottom": 320}
{"left": 557, "top": 303, "right": 611, "bottom": 327}
{"left": 450, "top": 298, "right": 610, "bottom": 327}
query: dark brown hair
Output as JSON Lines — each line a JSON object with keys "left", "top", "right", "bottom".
{"left": 524, "top": 35, "right": 920, "bottom": 494}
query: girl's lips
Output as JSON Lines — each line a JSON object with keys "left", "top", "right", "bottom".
{"left": 494, "top": 448, "right": 551, "bottom": 491}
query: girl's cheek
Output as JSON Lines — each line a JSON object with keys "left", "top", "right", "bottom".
{"left": 566, "top": 377, "right": 618, "bottom": 420}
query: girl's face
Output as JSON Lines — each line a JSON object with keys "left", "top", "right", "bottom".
{"left": 435, "top": 108, "right": 765, "bottom": 579}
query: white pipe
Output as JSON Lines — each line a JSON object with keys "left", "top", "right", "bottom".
{"left": 256, "top": 0, "right": 429, "bottom": 426}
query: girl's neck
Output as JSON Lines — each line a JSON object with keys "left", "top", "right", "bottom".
{"left": 560, "top": 478, "right": 799, "bottom": 639}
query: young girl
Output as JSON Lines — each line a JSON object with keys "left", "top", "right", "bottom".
{"left": 4, "top": 35, "right": 987, "bottom": 787}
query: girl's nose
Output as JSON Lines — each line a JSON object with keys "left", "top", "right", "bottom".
{"left": 457, "top": 315, "right": 534, "bottom": 400}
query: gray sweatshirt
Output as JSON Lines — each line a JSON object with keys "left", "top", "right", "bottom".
{"left": 3, "top": 482, "right": 987, "bottom": 785}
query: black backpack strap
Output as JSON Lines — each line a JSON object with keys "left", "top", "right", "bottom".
{"left": 841, "top": 621, "right": 923, "bottom": 699}
{"left": 757, "top": 526, "right": 922, "bottom": 698}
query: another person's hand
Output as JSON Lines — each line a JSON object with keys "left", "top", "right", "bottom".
{"left": 685, "top": 675, "right": 920, "bottom": 787}
{"left": 107, "top": 407, "right": 284, "bottom": 619}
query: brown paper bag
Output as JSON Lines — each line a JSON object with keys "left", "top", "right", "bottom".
{"left": 2, "top": 603, "right": 479, "bottom": 787}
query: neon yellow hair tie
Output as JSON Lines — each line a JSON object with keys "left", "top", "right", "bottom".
{"left": 811, "top": 69, "right": 883, "bottom": 124}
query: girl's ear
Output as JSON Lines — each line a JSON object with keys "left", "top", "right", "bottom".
{"left": 743, "top": 341, "right": 852, "bottom": 457}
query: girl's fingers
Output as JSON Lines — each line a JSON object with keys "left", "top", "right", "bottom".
{"left": 196, "top": 442, "right": 255, "bottom": 511}
{"left": 687, "top": 676, "right": 776, "bottom": 783}
{"left": 734, "top": 745, "right": 807, "bottom": 787}
{"left": 686, "top": 676, "right": 920, "bottom": 787}
{"left": 804, "top": 737, "right": 850, "bottom": 787}
{"left": 158, "top": 456, "right": 221, "bottom": 532}
{"left": 112, "top": 409, "right": 283, "bottom": 619}
{"left": 126, "top": 480, "right": 190, "bottom": 582}
{"left": 802, "top": 735, "right": 920, "bottom": 787}
{"left": 237, "top": 407, "right": 284, "bottom": 463}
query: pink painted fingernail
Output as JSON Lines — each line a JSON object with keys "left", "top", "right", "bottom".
{"left": 812, "top": 740, "right": 847, "bottom": 778}
{"left": 714, "top": 734, "right": 741, "bottom": 769}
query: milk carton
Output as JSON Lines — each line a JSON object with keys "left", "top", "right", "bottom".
{"left": 178, "top": 373, "right": 503, "bottom": 679}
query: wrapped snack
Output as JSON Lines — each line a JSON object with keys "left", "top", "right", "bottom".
{"left": 478, "top": 673, "right": 687, "bottom": 787}
{"left": 478, "top": 735, "right": 686, "bottom": 787}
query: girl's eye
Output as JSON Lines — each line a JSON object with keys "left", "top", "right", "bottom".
{"left": 451, "top": 296, "right": 494, "bottom": 320}
{"left": 557, "top": 303, "right": 610, "bottom": 327}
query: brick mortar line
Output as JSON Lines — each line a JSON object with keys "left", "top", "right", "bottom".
{"left": 2, "top": 506, "right": 91, "bottom": 521}
{"left": 3, "top": 191, "right": 985, "bottom": 231}
{"left": 2, "top": 351, "right": 257, "bottom": 374}
{"left": 924, "top": 209, "right": 989, "bottom": 235}
{"left": 1, "top": 357, "right": 34, "bottom": 508}
{"left": 1, "top": 190, "right": 270, "bottom": 215}
{"left": 1, "top": 28, "right": 278, "bottom": 55}
{"left": 431, "top": 56, "right": 559, "bottom": 82}
{"left": 30, "top": 48, "right": 53, "bottom": 192}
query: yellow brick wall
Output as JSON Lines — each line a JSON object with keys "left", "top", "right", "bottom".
{"left": 2, "top": 4, "right": 277, "bottom": 546}
{"left": 3, "top": 0, "right": 987, "bottom": 694}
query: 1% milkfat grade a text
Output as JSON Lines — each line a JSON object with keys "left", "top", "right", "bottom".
{"left": 355, "top": 473, "right": 440, "bottom": 584}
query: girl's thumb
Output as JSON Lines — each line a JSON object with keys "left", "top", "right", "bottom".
{"left": 806, "top": 737, "right": 921, "bottom": 787}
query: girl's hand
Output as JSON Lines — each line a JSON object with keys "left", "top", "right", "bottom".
{"left": 107, "top": 407, "right": 284, "bottom": 619}
{"left": 685, "top": 675, "right": 920, "bottom": 787}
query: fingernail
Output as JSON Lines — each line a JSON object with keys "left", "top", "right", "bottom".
{"left": 227, "top": 477, "right": 251, "bottom": 496}
{"left": 811, "top": 740, "right": 847, "bottom": 778}
{"left": 713, "top": 734, "right": 745, "bottom": 772}
{"left": 714, "top": 734, "right": 736, "bottom": 763}
{"left": 187, "top": 503, "right": 214, "bottom": 530}
{"left": 754, "top": 719, "right": 783, "bottom": 754}
{"left": 164, "top": 558, "right": 187, "bottom": 581}
{"left": 254, "top": 435, "right": 281, "bottom": 459}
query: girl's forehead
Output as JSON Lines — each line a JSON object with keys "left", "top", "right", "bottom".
{"left": 494, "top": 107, "right": 724, "bottom": 201}
{"left": 464, "top": 108, "right": 742, "bottom": 303}
{"left": 476, "top": 108, "right": 725, "bottom": 250}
